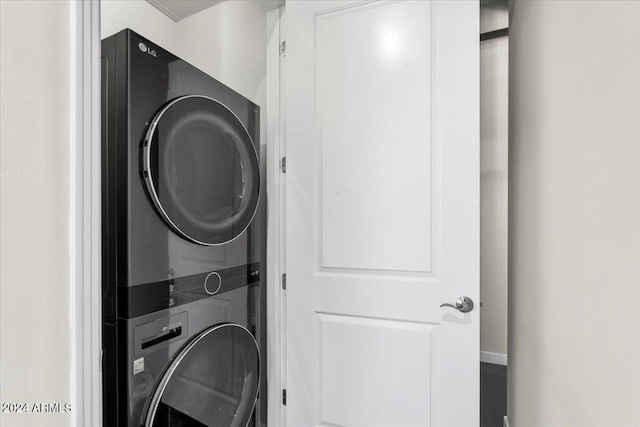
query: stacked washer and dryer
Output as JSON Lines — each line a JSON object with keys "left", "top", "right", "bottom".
{"left": 101, "top": 29, "right": 267, "bottom": 427}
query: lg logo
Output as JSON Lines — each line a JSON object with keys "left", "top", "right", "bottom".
{"left": 138, "top": 42, "right": 157, "bottom": 58}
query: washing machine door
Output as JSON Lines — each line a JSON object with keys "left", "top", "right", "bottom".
{"left": 145, "top": 324, "right": 260, "bottom": 427}
{"left": 142, "top": 95, "right": 260, "bottom": 246}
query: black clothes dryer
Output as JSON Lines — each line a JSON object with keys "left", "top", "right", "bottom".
{"left": 101, "top": 29, "right": 267, "bottom": 427}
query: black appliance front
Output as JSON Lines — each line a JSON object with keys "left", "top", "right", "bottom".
{"left": 102, "top": 29, "right": 261, "bottom": 291}
{"left": 102, "top": 29, "right": 266, "bottom": 427}
{"left": 124, "top": 289, "right": 261, "bottom": 427}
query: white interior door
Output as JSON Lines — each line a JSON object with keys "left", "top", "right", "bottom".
{"left": 284, "top": 1, "right": 479, "bottom": 426}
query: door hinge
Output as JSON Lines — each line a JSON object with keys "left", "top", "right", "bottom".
{"left": 281, "top": 40, "right": 286, "bottom": 56}
{"left": 281, "top": 157, "right": 286, "bottom": 173}
{"left": 282, "top": 389, "right": 287, "bottom": 406}
{"left": 281, "top": 273, "right": 287, "bottom": 290}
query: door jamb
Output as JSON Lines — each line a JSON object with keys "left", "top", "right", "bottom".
{"left": 71, "top": 1, "right": 102, "bottom": 426}
{"left": 266, "top": 6, "right": 286, "bottom": 427}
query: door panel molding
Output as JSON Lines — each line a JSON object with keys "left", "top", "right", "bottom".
{"left": 313, "top": 0, "right": 440, "bottom": 278}
{"left": 316, "top": 312, "right": 438, "bottom": 426}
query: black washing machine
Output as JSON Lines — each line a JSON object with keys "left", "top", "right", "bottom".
{"left": 101, "top": 29, "right": 267, "bottom": 427}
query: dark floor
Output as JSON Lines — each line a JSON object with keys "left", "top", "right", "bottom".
{"left": 480, "top": 362, "right": 507, "bottom": 427}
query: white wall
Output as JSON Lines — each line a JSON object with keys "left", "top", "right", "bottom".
{"left": 101, "top": 0, "right": 181, "bottom": 55}
{"left": 481, "top": 1, "right": 508, "bottom": 33}
{"left": 101, "top": 0, "right": 269, "bottom": 147}
{"left": 0, "top": 2, "right": 72, "bottom": 427}
{"left": 480, "top": 32, "right": 509, "bottom": 359}
{"left": 509, "top": 1, "right": 640, "bottom": 426}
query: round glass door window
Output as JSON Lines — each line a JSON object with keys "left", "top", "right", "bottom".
{"left": 142, "top": 95, "right": 260, "bottom": 245}
{"left": 145, "top": 324, "right": 260, "bottom": 427}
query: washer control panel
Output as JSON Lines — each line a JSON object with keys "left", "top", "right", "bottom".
{"left": 204, "top": 272, "right": 222, "bottom": 295}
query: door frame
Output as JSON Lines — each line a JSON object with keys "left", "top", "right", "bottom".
{"left": 71, "top": 1, "right": 102, "bottom": 426}
{"left": 266, "top": 6, "right": 286, "bottom": 427}
{"left": 74, "top": 2, "right": 287, "bottom": 427}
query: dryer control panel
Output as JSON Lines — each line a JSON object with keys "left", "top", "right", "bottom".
{"left": 119, "top": 262, "right": 260, "bottom": 319}
{"left": 204, "top": 272, "right": 222, "bottom": 295}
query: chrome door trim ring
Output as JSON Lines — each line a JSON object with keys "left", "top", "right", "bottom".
{"left": 142, "top": 94, "right": 261, "bottom": 246}
{"left": 144, "top": 323, "right": 260, "bottom": 427}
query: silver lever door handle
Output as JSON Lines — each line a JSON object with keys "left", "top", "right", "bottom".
{"left": 440, "top": 296, "right": 474, "bottom": 313}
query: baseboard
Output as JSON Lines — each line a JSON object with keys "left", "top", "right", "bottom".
{"left": 480, "top": 351, "right": 508, "bottom": 366}
{"left": 504, "top": 415, "right": 510, "bottom": 427}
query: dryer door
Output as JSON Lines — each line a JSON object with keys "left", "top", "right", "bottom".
{"left": 142, "top": 95, "right": 260, "bottom": 246}
{"left": 145, "top": 324, "right": 260, "bottom": 427}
